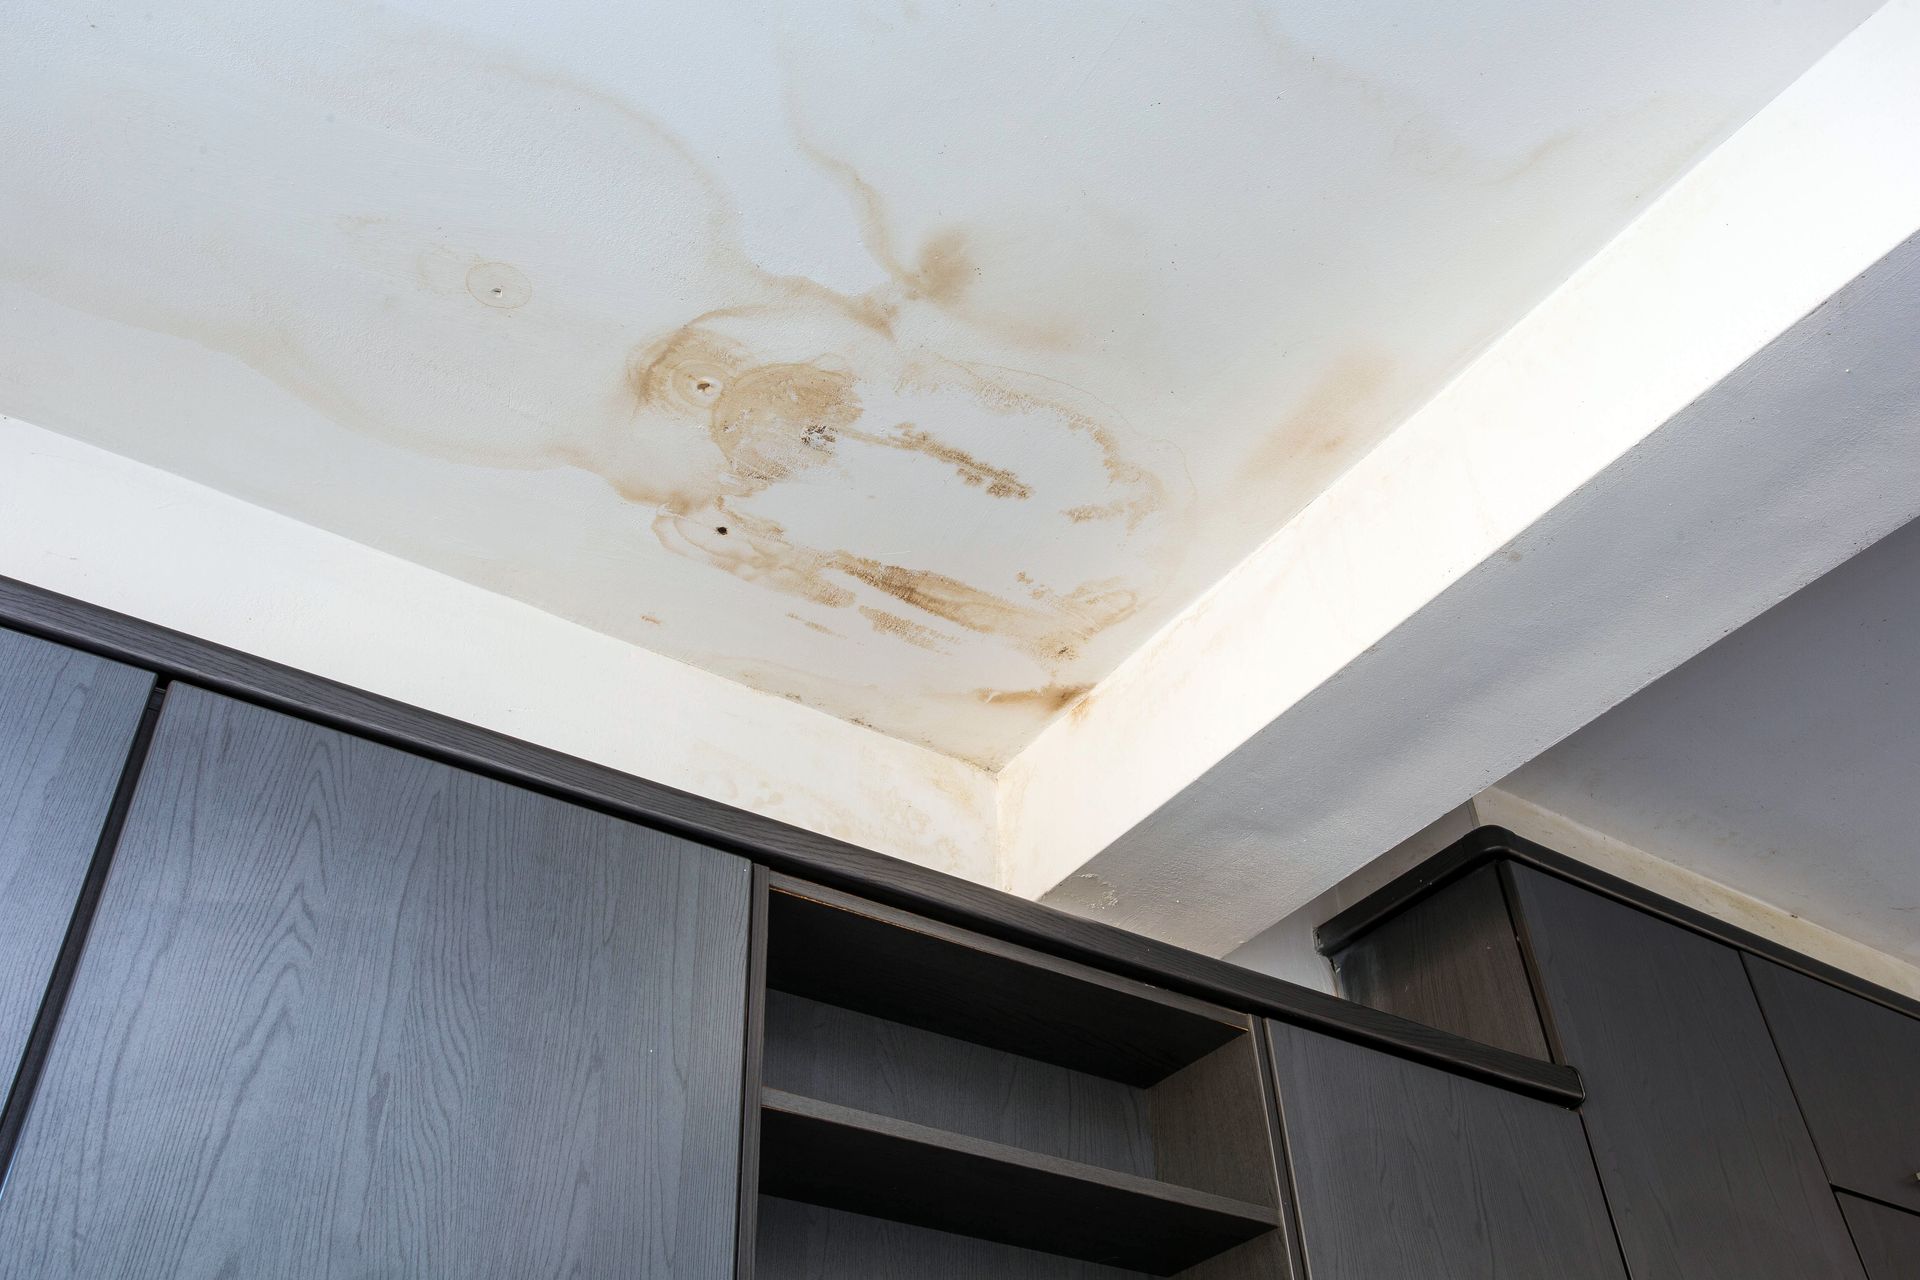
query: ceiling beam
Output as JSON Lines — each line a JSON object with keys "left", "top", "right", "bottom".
{"left": 998, "top": 0, "right": 1920, "bottom": 954}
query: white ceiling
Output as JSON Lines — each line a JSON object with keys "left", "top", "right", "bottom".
{"left": 1502, "top": 515, "right": 1920, "bottom": 970}
{"left": 0, "top": 0, "right": 1881, "bottom": 769}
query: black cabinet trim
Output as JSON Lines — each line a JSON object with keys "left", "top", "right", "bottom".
{"left": 1317, "top": 826, "right": 1920, "bottom": 1023}
{"left": 735, "top": 865, "right": 772, "bottom": 1279}
{"left": 0, "top": 575, "right": 1582, "bottom": 1104}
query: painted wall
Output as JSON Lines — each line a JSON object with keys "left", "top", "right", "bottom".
{"left": 0, "top": 0, "right": 1877, "bottom": 768}
{"left": 1229, "top": 790, "right": 1920, "bottom": 1001}
{"left": 1497, "top": 513, "right": 1920, "bottom": 977}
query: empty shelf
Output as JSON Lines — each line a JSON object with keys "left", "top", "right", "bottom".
{"left": 757, "top": 1087, "right": 1279, "bottom": 1275}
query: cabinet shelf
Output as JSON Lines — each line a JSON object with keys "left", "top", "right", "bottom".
{"left": 758, "top": 1087, "right": 1279, "bottom": 1275}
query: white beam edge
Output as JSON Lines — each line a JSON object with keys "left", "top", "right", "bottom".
{"left": 1033, "top": 224, "right": 1920, "bottom": 953}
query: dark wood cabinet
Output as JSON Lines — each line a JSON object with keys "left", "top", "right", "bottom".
{"left": 16, "top": 582, "right": 1920, "bottom": 1280}
{"left": 0, "top": 686, "right": 751, "bottom": 1279}
{"left": 1329, "top": 865, "right": 1549, "bottom": 1059}
{"left": 1746, "top": 957, "right": 1920, "bottom": 1213}
{"left": 1266, "top": 1019, "right": 1625, "bottom": 1280}
{"left": 1840, "top": 1194, "right": 1920, "bottom": 1280}
{"left": 0, "top": 628, "right": 151, "bottom": 1114}
{"left": 1504, "top": 865, "right": 1865, "bottom": 1280}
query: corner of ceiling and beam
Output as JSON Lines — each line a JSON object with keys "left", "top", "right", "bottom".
{"left": 6, "top": 2, "right": 1920, "bottom": 962}
{"left": 997, "top": 0, "right": 1920, "bottom": 954}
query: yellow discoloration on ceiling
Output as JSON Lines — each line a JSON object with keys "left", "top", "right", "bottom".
{"left": 0, "top": 0, "right": 1876, "bottom": 766}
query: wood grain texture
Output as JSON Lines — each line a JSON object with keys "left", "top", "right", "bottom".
{"left": 758, "top": 1088, "right": 1278, "bottom": 1273}
{"left": 1507, "top": 866, "right": 1865, "bottom": 1280}
{"left": 0, "top": 686, "right": 751, "bottom": 1280}
{"left": 762, "top": 990, "right": 1157, "bottom": 1178}
{"left": 767, "top": 881, "right": 1244, "bottom": 1087}
{"left": 1267, "top": 1019, "right": 1625, "bottom": 1280}
{"left": 1332, "top": 865, "right": 1550, "bottom": 1059}
{"left": 1839, "top": 1193, "right": 1920, "bottom": 1279}
{"left": 1746, "top": 956, "right": 1920, "bottom": 1211}
{"left": 0, "top": 574, "right": 1584, "bottom": 1102}
{"left": 1148, "top": 1037, "right": 1277, "bottom": 1206}
{"left": 756, "top": 1197, "right": 1146, "bottom": 1280}
{"left": 0, "top": 628, "right": 151, "bottom": 1100}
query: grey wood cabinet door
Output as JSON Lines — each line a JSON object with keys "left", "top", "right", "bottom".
{"left": 1266, "top": 1020, "right": 1626, "bottom": 1280}
{"left": 1840, "top": 1194, "right": 1920, "bottom": 1280}
{"left": 0, "top": 685, "right": 750, "bottom": 1279}
{"left": 0, "top": 628, "right": 151, "bottom": 1101}
{"left": 1745, "top": 957, "right": 1920, "bottom": 1213}
{"left": 1506, "top": 866, "right": 1864, "bottom": 1280}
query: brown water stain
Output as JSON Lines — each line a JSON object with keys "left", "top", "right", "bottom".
{"left": 787, "top": 612, "right": 841, "bottom": 636}
{"left": 603, "top": 302, "right": 1170, "bottom": 673}
{"left": 21, "top": 7, "right": 1181, "bottom": 737}
{"left": 902, "top": 229, "right": 978, "bottom": 306}
{"left": 790, "top": 111, "right": 1074, "bottom": 350}
{"left": 973, "top": 683, "right": 1094, "bottom": 714}
{"left": 845, "top": 422, "right": 1031, "bottom": 498}
{"left": 709, "top": 362, "right": 863, "bottom": 485}
{"left": 833, "top": 556, "right": 1036, "bottom": 636}
{"left": 1239, "top": 349, "right": 1396, "bottom": 492}
{"left": 859, "top": 605, "right": 949, "bottom": 651}
{"left": 963, "top": 368, "right": 1166, "bottom": 530}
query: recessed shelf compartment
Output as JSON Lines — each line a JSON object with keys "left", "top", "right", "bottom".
{"left": 765, "top": 884, "right": 1242, "bottom": 1085}
{"left": 748, "top": 878, "right": 1292, "bottom": 1278}
{"left": 759, "top": 1088, "right": 1278, "bottom": 1273}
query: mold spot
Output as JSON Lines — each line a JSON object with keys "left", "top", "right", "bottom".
{"left": 465, "top": 261, "right": 530, "bottom": 309}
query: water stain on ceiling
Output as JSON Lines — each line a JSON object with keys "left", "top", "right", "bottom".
{"left": 0, "top": 0, "right": 1880, "bottom": 767}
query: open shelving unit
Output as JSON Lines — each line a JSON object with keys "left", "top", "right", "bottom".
{"left": 742, "top": 875, "right": 1296, "bottom": 1278}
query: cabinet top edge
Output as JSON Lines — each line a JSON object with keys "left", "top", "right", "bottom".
{"left": 0, "top": 575, "right": 1585, "bottom": 1107}
{"left": 1316, "top": 826, "right": 1920, "bottom": 1025}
